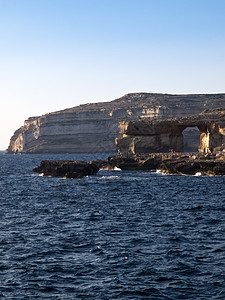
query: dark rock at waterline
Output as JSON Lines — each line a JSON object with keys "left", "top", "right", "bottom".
{"left": 155, "top": 153, "right": 225, "bottom": 175}
{"left": 89, "top": 159, "right": 110, "bottom": 170}
{"left": 107, "top": 153, "right": 225, "bottom": 175}
{"left": 107, "top": 153, "right": 182, "bottom": 171}
{"left": 33, "top": 160, "right": 99, "bottom": 178}
{"left": 107, "top": 155, "right": 158, "bottom": 170}
{"left": 33, "top": 153, "right": 225, "bottom": 177}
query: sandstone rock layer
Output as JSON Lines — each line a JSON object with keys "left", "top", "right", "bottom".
{"left": 7, "top": 93, "right": 225, "bottom": 153}
{"left": 116, "top": 108, "right": 225, "bottom": 155}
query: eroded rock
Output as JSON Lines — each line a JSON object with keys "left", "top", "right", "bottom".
{"left": 116, "top": 108, "right": 225, "bottom": 155}
{"left": 7, "top": 93, "right": 225, "bottom": 154}
{"left": 33, "top": 153, "right": 225, "bottom": 177}
{"left": 33, "top": 160, "right": 99, "bottom": 178}
{"left": 107, "top": 153, "right": 225, "bottom": 175}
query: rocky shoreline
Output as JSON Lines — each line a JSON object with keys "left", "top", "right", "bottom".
{"left": 33, "top": 152, "right": 225, "bottom": 178}
{"left": 31, "top": 106, "right": 225, "bottom": 177}
{"left": 105, "top": 153, "right": 225, "bottom": 175}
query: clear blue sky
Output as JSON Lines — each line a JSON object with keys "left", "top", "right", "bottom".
{"left": 1, "top": 0, "right": 225, "bottom": 150}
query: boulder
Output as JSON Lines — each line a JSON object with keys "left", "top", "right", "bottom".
{"left": 33, "top": 160, "right": 99, "bottom": 178}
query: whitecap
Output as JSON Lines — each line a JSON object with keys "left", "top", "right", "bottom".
{"left": 101, "top": 175, "right": 120, "bottom": 179}
{"left": 195, "top": 172, "right": 202, "bottom": 176}
{"left": 113, "top": 166, "right": 122, "bottom": 171}
{"left": 155, "top": 169, "right": 168, "bottom": 175}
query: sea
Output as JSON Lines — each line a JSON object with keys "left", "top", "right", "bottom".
{"left": 1, "top": 151, "right": 225, "bottom": 299}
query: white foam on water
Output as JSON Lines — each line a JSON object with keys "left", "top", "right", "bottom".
{"left": 155, "top": 169, "right": 168, "bottom": 175}
{"left": 195, "top": 172, "right": 202, "bottom": 176}
{"left": 113, "top": 167, "right": 122, "bottom": 171}
{"left": 101, "top": 175, "right": 120, "bottom": 179}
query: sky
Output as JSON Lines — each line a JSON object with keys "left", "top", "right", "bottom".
{"left": 1, "top": 0, "right": 225, "bottom": 150}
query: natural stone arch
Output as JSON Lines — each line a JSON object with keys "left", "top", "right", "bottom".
{"left": 116, "top": 109, "right": 225, "bottom": 155}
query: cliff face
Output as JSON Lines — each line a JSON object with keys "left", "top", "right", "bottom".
{"left": 6, "top": 93, "right": 225, "bottom": 154}
{"left": 116, "top": 108, "right": 225, "bottom": 155}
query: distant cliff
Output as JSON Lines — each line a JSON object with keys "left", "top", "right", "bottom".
{"left": 6, "top": 93, "right": 225, "bottom": 154}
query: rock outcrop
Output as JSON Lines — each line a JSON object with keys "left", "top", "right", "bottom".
{"left": 33, "top": 160, "right": 99, "bottom": 178}
{"left": 160, "top": 156, "right": 225, "bottom": 176}
{"left": 33, "top": 152, "right": 225, "bottom": 177}
{"left": 106, "top": 153, "right": 225, "bottom": 176}
{"left": 6, "top": 93, "right": 225, "bottom": 154}
{"left": 116, "top": 108, "right": 225, "bottom": 155}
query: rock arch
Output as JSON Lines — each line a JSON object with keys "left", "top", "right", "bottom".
{"left": 116, "top": 109, "right": 225, "bottom": 155}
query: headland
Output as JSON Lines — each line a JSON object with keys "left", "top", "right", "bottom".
{"left": 7, "top": 92, "right": 225, "bottom": 154}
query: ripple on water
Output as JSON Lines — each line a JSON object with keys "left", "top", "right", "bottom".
{"left": 1, "top": 153, "right": 225, "bottom": 299}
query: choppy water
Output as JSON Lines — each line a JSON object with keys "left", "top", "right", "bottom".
{"left": 1, "top": 151, "right": 225, "bottom": 299}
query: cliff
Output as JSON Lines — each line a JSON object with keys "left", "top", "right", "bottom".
{"left": 116, "top": 108, "right": 225, "bottom": 155}
{"left": 6, "top": 93, "right": 225, "bottom": 154}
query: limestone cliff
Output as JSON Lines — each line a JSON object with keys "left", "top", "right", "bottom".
{"left": 6, "top": 93, "right": 225, "bottom": 154}
{"left": 116, "top": 108, "right": 225, "bottom": 154}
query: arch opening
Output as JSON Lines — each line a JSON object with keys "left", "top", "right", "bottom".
{"left": 182, "top": 126, "right": 202, "bottom": 153}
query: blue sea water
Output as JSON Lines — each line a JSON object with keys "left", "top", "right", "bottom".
{"left": 1, "top": 151, "right": 225, "bottom": 299}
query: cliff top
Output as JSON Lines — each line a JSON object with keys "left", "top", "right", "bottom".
{"left": 26, "top": 92, "right": 225, "bottom": 121}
